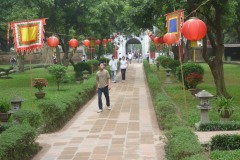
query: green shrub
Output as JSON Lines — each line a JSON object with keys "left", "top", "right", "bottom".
{"left": 99, "top": 57, "right": 110, "bottom": 65}
{"left": 211, "top": 134, "right": 240, "bottom": 151}
{"left": 74, "top": 62, "right": 91, "bottom": 78}
{"left": 169, "top": 60, "right": 180, "bottom": 74}
{"left": 210, "top": 150, "right": 240, "bottom": 160}
{"left": 12, "top": 109, "right": 42, "bottom": 129}
{"left": 176, "top": 63, "right": 204, "bottom": 89}
{"left": 0, "top": 98, "right": 11, "bottom": 113}
{"left": 160, "top": 57, "right": 173, "bottom": 68}
{"left": 165, "top": 127, "right": 204, "bottom": 160}
{"left": 156, "top": 55, "right": 167, "bottom": 64}
{"left": 86, "top": 59, "right": 99, "bottom": 72}
{"left": 0, "top": 124, "right": 40, "bottom": 160}
{"left": 48, "top": 65, "right": 67, "bottom": 91}
{"left": 182, "top": 154, "right": 206, "bottom": 160}
{"left": 197, "top": 121, "right": 240, "bottom": 131}
{"left": 0, "top": 123, "right": 12, "bottom": 134}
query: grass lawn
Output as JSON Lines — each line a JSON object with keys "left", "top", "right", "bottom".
{"left": 0, "top": 65, "right": 78, "bottom": 111}
{"left": 154, "top": 63, "right": 240, "bottom": 126}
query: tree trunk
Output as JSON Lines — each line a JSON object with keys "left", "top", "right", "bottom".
{"left": 183, "top": 41, "right": 191, "bottom": 62}
{"left": 202, "top": 38, "right": 231, "bottom": 98}
{"left": 56, "top": 46, "right": 61, "bottom": 65}
{"left": 17, "top": 54, "right": 25, "bottom": 72}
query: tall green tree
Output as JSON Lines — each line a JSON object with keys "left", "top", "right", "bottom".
{"left": 123, "top": 0, "right": 239, "bottom": 97}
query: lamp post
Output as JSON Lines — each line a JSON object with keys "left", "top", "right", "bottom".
{"left": 10, "top": 96, "right": 24, "bottom": 112}
{"left": 195, "top": 90, "right": 214, "bottom": 125}
{"left": 165, "top": 68, "right": 172, "bottom": 84}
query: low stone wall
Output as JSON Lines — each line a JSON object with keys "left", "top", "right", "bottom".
{"left": 0, "top": 52, "right": 83, "bottom": 65}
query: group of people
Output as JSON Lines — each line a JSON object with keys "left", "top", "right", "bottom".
{"left": 96, "top": 50, "right": 150, "bottom": 113}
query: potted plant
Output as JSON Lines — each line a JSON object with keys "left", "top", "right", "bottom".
{"left": 0, "top": 98, "right": 11, "bottom": 122}
{"left": 33, "top": 78, "right": 48, "bottom": 99}
{"left": 215, "top": 96, "right": 234, "bottom": 120}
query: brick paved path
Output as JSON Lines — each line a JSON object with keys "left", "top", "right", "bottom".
{"left": 33, "top": 62, "right": 166, "bottom": 160}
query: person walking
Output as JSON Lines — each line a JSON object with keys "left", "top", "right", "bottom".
{"left": 128, "top": 52, "right": 132, "bottom": 64}
{"left": 10, "top": 57, "right": 17, "bottom": 68}
{"left": 120, "top": 56, "right": 128, "bottom": 81}
{"left": 146, "top": 51, "right": 149, "bottom": 63}
{"left": 109, "top": 56, "right": 118, "bottom": 83}
{"left": 96, "top": 62, "right": 111, "bottom": 113}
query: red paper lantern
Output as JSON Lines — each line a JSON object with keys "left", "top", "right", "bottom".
{"left": 69, "top": 39, "right": 79, "bottom": 48}
{"left": 108, "top": 39, "right": 112, "bottom": 43}
{"left": 95, "top": 39, "right": 101, "bottom": 45}
{"left": 181, "top": 17, "right": 207, "bottom": 41}
{"left": 153, "top": 37, "right": 159, "bottom": 44}
{"left": 83, "top": 39, "right": 90, "bottom": 47}
{"left": 102, "top": 39, "right": 107, "bottom": 44}
{"left": 158, "top": 36, "right": 164, "bottom": 44}
{"left": 163, "top": 33, "right": 177, "bottom": 45}
{"left": 47, "top": 36, "right": 59, "bottom": 48}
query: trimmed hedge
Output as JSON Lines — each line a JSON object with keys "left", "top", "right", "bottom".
{"left": 12, "top": 109, "right": 42, "bottom": 129}
{"left": 182, "top": 154, "right": 206, "bottom": 160}
{"left": 210, "top": 150, "right": 240, "bottom": 160}
{"left": 197, "top": 121, "right": 240, "bottom": 131}
{"left": 165, "top": 127, "right": 204, "bottom": 160}
{"left": 38, "top": 74, "right": 96, "bottom": 132}
{"left": 143, "top": 60, "right": 206, "bottom": 160}
{"left": 211, "top": 134, "right": 240, "bottom": 151}
{"left": 0, "top": 124, "right": 40, "bottom": 160}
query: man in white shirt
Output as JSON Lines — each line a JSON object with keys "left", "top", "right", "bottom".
{"left": 128, "top": 52, "right": 132, "bottom": 64}
{"left": 109, "top": 56, "right": 118, "bottom": 83}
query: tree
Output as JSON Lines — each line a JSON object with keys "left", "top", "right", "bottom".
{"left": 123, "top": 0, "right": 239, "bottom": 97}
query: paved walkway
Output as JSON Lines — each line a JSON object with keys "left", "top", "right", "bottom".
{"left": 33, "top": 62, "right": 166, "bottom": 160}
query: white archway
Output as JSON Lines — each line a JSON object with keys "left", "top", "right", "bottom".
{"left": 115, "top": 33, "right": 150, "bottom": 59}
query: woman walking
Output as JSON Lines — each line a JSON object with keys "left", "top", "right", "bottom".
{"left": 120, "top": 56, "right": 128, "bottom": 80}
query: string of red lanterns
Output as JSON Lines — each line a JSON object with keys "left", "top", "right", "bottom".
{"left": 181, "top": 17, "right": 207, "bottom": 62}
{"left": 47, "top": 36, "right": 59, "bottom": 48}
{"left": 69, "top": 38, "right": 79, "bottom": 48}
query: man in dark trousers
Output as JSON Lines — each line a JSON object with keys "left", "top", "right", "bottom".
{"left": 96, "top": 62, "right": 111, "bottom": 113}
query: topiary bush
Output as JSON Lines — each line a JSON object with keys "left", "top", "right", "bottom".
{"left": 99, "top": 57, "right": 110, "bottom": 65}
{"left": 211, "top": 134, "right": 240, "bottom": 151}
{"left": 156, "top": 55, "right": 167, "bottom": 64}
{"left": 86, "top": 59, "right": 99, "bottom": 72}
{"left": 176, "top": 63, "right": 204, "bottom": 89}
{"left": 160, "top": 57, "right": 173, "bottom": 68}
{"left": 168, "top": 60, "right": 180, "bottom": 75}
{"left": 74, "top": 62, "right": 91, "bottom": 79}
{"left": 48, "top": 65, "right": 67, "bottom": 91}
